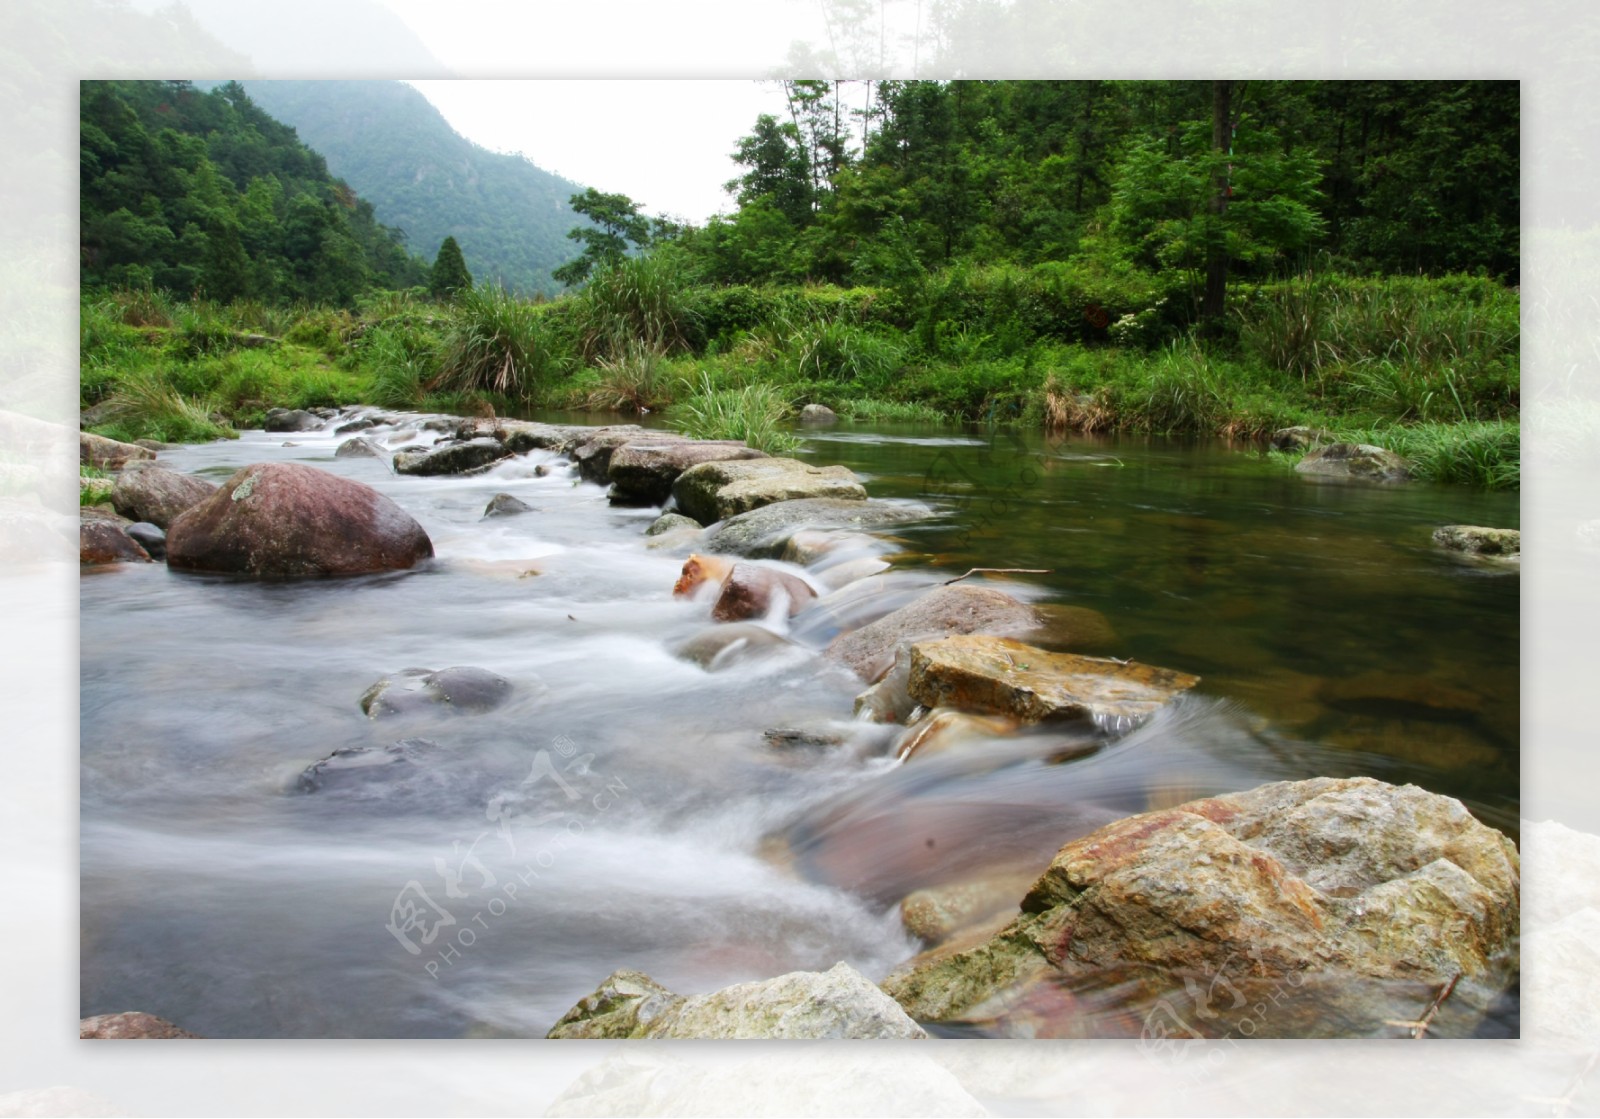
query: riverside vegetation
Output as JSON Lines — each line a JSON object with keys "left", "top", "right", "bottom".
{"left": 80, "top": 79, "right": 1519, "bottom": 491}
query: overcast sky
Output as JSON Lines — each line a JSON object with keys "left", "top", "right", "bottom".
{"left": 405, "top": 80, "right": 797, "bottom": 224}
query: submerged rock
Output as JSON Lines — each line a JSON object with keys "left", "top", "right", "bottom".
{"left": 263, "top": 408, "right": 322, "bottom": 433}
{"left": 394, "top": 437, "right": 512, "bottom": 477}
{"left": 711, "top": 563, "right": 818, "bottom": 622}
{"left": 900, "top": 873, "right": 1037, "bottom": 947}
{"left": 645, "top": 512, "right": 701, "bottom": 537}
{"left": 166, "top": 463, "right": 433, "bottom": 577}
{"left": 704, "top": 498, "right": 931, "bottom": 559}
{"left": 673, "top": 623, "right": 796, "bottom": 671}
{"left": 608, "top": 440, "right": 768, "bottom": 504}
{"left": 297, "top": 737, "right": 436, "bottom": 792}
{"left": 673, "top": 458, "right": 867, "bottom": 525}
{"left": 762, "top": 726, "right": 850, "bottom": 751}
{"left": 826, "top": 584, "right": 1044, "bottom": 683}
{"left": 80, "top": 431, "right": 155, "bottom": 471}
{"left": 1433, "top": 524, "right": 1520, "bottom": 556}
{"left": 881, "top": 777, "right": 1520, "bottom": 1036}
{"left": 335, "top": 436, "right": 384, "bottom": 459}
{"left": 1295, "top": 442, "right": 1413, "bottom": 482}
{"left": 359, "top": 666, "right": 511, "bottom": 718}
{"left": 907, "top": 635, "right": 1200, "bottom": 725}
{"left": 482, "top": 492, "right": 533, "bottom": 518}
{"left": 548, "top": 962, "right": 927, "bottom": 1039}
{"left": 80, "top": 509, "right": 151, "bottom": 565}
{"left": 334, "top": 417, "right": 377, "bottom": 435}
{"left": 892, "top": 707, "right": 1020, "bottom": 762}
{"left": 853, "top": 645, "right": 919, "bottom": 724}
{"left": 79, "top": 1012, "right": 199, "bottom": 1039}
{"left": 110, "top": 461, "right": 218, "bottom": 529}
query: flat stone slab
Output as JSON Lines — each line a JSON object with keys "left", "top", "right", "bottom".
{"left": 703, "top": 498, "right": 931, "bottom": 558}
{"left": 907, "top": 634, "right": 1199, "bottom": 724}
{"left": 673, "top": 458, "right": 867, "bottom": 524}
{"left": 394, "top": 438, "right": 513, "bottom": 477}
{"left": 1433, "top": 524, "right": 1519, "bottom": 556}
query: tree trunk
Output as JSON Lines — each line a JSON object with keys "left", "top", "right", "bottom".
{"left": 1202, "top": 79, "right": 1234, "bottom": 330}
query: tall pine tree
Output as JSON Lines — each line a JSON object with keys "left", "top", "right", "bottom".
{"left": 429, "top": 236, "right": 473, "bottom": 299}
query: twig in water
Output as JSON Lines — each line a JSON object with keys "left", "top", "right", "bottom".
{"left": 942, "top": 567, "right": 1051, "bottom": 585}
{"left": 1383, "top": 972, "right": 1461, "bottom": 1039}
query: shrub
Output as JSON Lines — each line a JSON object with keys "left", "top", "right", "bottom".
{"left": 574, "top": 253, "right": 700, "bottom": 361}
{"left": 585, "top": 341, "right": 676, "bottom": 413}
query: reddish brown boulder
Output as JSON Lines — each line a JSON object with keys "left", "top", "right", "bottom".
{"left": 80, "top": 1011, "right": 199, "bottom": 1038}
{"left": 166, "top": 462, "right": 433, "bottom": 577}
{"left": 711, "top": 563, "right": 818, "bottom": 622}
{"left": 80, "top": 509, "right": 151, "bottom": 565}
{"left": 672, "top": 553, "right": 735, "bottom": 597}
{"left": 110, "top": 461, "right": 218, "bottom": 529}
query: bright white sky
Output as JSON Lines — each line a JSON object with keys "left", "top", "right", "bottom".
{"left": 405, "top": 80, "right": 796, "bottom": 224}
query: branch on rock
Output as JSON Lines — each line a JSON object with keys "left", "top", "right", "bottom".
{"left": 942, "top": 567, "right": 1052, "bottom": 585}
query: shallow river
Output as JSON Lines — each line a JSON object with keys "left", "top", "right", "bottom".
{"left": 80, "top": 413, "right": 1519, "bottom": 1038}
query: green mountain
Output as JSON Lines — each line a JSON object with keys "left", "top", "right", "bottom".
{"left": 236, "top": 80, "right": 589, "bottom": 297}
{"left": 80, "top": 79, "right": 427, "bottom": 303}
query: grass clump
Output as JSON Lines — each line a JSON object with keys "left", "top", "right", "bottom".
{"left": 435, "top": 285, "right": 567, "bottom": 399}
{"left": 584, "top": 341, "right": 677, "bottom": 413}
{"left": 91, "top": 368, "right": 235, "bottom": 444}
{"left": 575, "top": 254, "right": 700, "bottom": 361}
{"left": 671, "top": 373, "right": 798, "bottom": 454}
{"left": 836, "top": 397, "right": 948, "bottom": 423}
{"left": 1334, "top": 420, "right": 1520, "bottom": 489}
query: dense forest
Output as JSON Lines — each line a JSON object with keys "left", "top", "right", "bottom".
{"left": 80, "top": 78, "right": 1521, "bottom": 490}
{"left": 80, "top": 79, "right": 427, "bottom": 303}
{"left": 230, "top": 80, "right": 590, "bottom": 297}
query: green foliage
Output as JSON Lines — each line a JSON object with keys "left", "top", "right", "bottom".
{"left": 81, "top": 80, "right": 427, "bottom": 305}
{"left": 584, "top": 341, "right": 677, "bottom": 413}
{"left": 92, "top": 368, "right": 236, "bottom": 444}
{"left": 836, "top": 398, "right": 948, "bottom": 423}
{"left": 1330, "top": 421, "right": 1520, "bottom": 489}
{"left": 553, "top": 188, "right": 654, "bottom": 286}
{"left": 436, "top": 285, "right": 567, "bottom": 399}
{"left": 670, "top": 373, "right": 798, "bottom": 453}
{"left": 572, "top": 253, "right": 700, "bottom": 361}
{"left": 428, "top": 236, "right": 473, "bottom": 299}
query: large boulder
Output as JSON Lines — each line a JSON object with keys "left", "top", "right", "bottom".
{"left": 359, "top": 666, "right": 511, "bottom": 717}
{"left": 79, "top": 1012, "right": 199, "bottom": 1039}
{"left": 569, "top": 429, "right": 680, "bottom": 484}
{"left": 1295, "top": 442, "right": 1412, "bottom": 482}
{"left": 907, "top": 634, "right": 1199, "bottom": 725}
{"left": 80, "top": 509, "right": 151, "bottom": 565}
{"left": 499, "top": 421, "right": 594, "bottom": 454}
{"left": 165, "top": 462, "right": 433, "bottom": 577}
{"left": 672, "top": 458, "right": 868, "bottom": 525}
{"left": 608, "top": 440, "right": 768, "bottom": 504}
{"left": 110, "top": 461, "right": 218, "bottom": 529}
{"left": 548, "top": 962, "right": 927, "bottom": 1039}
{"left": 711, "top": 563, "right": 818, "bottom": 622}
{"left": 1433, "top": 524, "right": 1520, "bottom": 556}
{"left": 703, "top": 498, "right": 931, "bottom": 558}
{"left": 80, "top": 432, "right": 155, "bottom": 471}
{"left": 394, "top": 437, "right": 512, "bottom": 477}
{"left": 881, "top": 777, "right": 1520, "bottom": 1037}
{"left": 826, "top": 584, "right": 1044, "bottom": 683}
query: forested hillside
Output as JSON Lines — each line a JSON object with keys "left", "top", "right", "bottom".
{"left": 236, "top": 80, "right": 589, "bottom": 296}
{"left": 80, "top": 79, "right": 427, "bottom": 303}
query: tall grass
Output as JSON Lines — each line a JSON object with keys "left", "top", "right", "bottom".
{"left": 93, "top": 368, "right": 235, "bottom": 443}
{"left": 1334, "top": 420, "right": 1520, "bottom": 489}
{"left": 435, "top": 285, "right": 566, "bottom": 399}
{"left": 574, "top": 254, "right": 700, "bottom": 361}
{"left": 670, "top": 373, "right": 798, "bottom": 453}
{"left": 585, "top": 341, "right": 676, "bottom": 413}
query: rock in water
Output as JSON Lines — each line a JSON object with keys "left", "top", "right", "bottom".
{"left": 907, "top": 635, "right": 1198, "bottom": 725}
{"left": 672, "top": 459, "right": 867, "bottom": 525}
{"left": 80, "top": 431, "right": 155, "bottom": 471}
{"left": 608, "top": 441, "right": 768, "bottom": 504}
{"left": 394, "top": 438, "right": 512, "bottom": 477}
{"left": 710, "top": 563, "right": 818, "bottom": 621}
{"left": 548, "top": 962, "right": 927, "bottom": 1039}
{"left": 704, "top": 498, "right": 931, "bottom": 559}
{"left": 826, "top": 584, "right": 1044, "bottom": 683}
{"left": 80, "top": 509, "right": 151, "bottom": 565}
{"left": 110, "top": 461, "right": 218, "bottom": 529}
{"left": 1270, "top": 425, "right": 1334, "bottom": 451}
{"left": 799, "top": 403, "right": 838, "bottom": 426}
{"left": 335, "top": 436, "right": 384, "bottom": 459}
{"left": 483, "top": 492, "right": 533, "bottom": 518}
{"left": 359, "top": 666, "right": 511, "bottom": 717}
{"left": 881, "top": 777, "right": 1520, "bottom": 1037}
{"left": 80, "top": 1012, "right": 199, "bottom": 1038}
{"left": 672, "top": 553, "right": 735, "bottom": 597}
{"left": 165, "top": 462, "right": 433, "bottom": 577}
{"left": 124, "top": 522, "right": 166, "bottom": 560}
{"left": 1433, "top": 524, "right": 1520, "bottom": 556}
{"left": 263, "top": 408, "right": 322, "bottom": 433}
{"left": 645, "top": 512, "right": 701, "bottom": 537}
{"left": 1295, "top": 442, "right": 1413, "bottom": 482}
{"left": 673, "top": 623, "right": 796, "bottom": 671}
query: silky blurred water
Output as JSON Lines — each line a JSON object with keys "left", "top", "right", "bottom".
{"left": 79, "top": 412, "right": 1519, "bottom": 1037}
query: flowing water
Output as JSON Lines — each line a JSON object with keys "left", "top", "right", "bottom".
{"left": 79, "top": 413, "right": 1519, "bottom": 1038}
